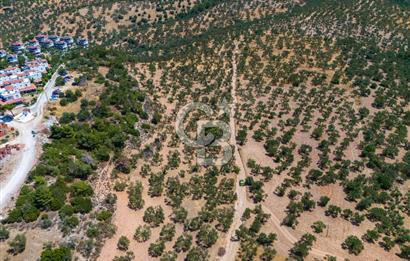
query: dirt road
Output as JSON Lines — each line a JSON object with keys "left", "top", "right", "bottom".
{"left": 220, "top": 43, "right": 248, "bottom": 261}
{"left": 220, "top": 45, "right": 343, "bottom": 260}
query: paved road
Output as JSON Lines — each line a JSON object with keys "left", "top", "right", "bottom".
{"left": 0, "top": 67, "right": 60, "bottom": 212}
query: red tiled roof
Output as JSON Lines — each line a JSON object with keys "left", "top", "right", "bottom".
{"left": 26, "top": 64, "right": 40, "bottom": 68}
{"left": 1, "top": 79, "right": 24, "bottom": 85}
{"left": 3, "top": 67, "right": 18, "bottom": 71}
{"left": 19, "top": 84, "right": 36, "bottom": 92}
{"left": 17, "top": 71, "right": 36, "bottom": 77}
{"left": 29, "top": 59, "right": 47, "bottom": 63}
{"left": 0, "top": 98, "right": 23, "bottom": 105}
{"left": 0, "top": 80, "right": 31, "bottom": 89}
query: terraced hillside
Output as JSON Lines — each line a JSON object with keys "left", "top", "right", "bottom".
{"left": 0, "top": 0, "right": 409, "bottom": 261}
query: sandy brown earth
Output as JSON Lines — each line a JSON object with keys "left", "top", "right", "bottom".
{"left": 40, "top": 1, "right": 198, "bottom": 44}
{"left": 230, "top": 29, "right": 409, "bottom": 260}
{"left": 0, "top": 225, "right": 62, "bottom": 261}
{"left": 46, "top": 72, "right": 104, "bottom": 118}
{"left": 96, "top": 31, "right": 408, "bottom": 260}
{"left": 240, "top": 140, "right": 403, "bottom": 260}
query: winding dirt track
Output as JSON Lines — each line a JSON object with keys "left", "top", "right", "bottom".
{"left": 221, "top": 44, "right": 344, "bottom": 260}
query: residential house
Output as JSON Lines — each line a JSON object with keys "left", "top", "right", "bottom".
{"left": 27, "top": 45, "right": 41, "bottom": 55}
{"left": 17, "top": 70, "right": 42, "bottom": 82}
{"left": 55, "top": 40, "right": 68, "bottom": 50}
{"left": 77, "top": 38, "right": 89, "bottom": 47}
{"left": 24, "top": 59, "right": 49, "bottom": 73}
{"left": 40, "top": 39, "right": 54, "bottom": 49}
{"left": 48, "top": 35, "right": 60, "bottom": 42}
{"left": 0, "top": 74, "right": 8, "bottom": 85}
{"left": 1, "top": 78, "right": 36, "bottom": 94}
{"left": 0, "top": 73, "right": 17, "bottom": 85}
{"left": 24, "top": 63, "right": 48, "bottom": 73}
{"left": 27, "top": 39, "right": 38, "bottom": 46}
{"left": 10, "top": 42, "right": 24, "bottom": 53}
{"left": 17, "top": 84, "right": 36, "bottom": 93}
{"left": 0, "top": 50, "right": 6, "bottom": 58}
{"left": 0, "top": 74, "right": 11, "bottom": 85}
{"left": 0, "top": 67, "right": 21, "bottom": 76}
{"left": 0, "top": 88, "right": 23, "bottom": 105}
{"left": 27, "top": 59, "right": 48, "bottom": 66}
{"left": 62, "top": 36, "right": 74, "bottom": 45}
{"left": 1, "top": 78, "right": 30, "bottom": 89}
{"left": 7, "top": 55, "right": 18, "bottom": 63}
{"left": 35, "top": 34, "right": 46, "bottom": 43}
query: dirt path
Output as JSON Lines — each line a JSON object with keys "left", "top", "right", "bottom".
{"left": 0, "top": 67, "right": 61, "bottom": 212}
{"left": 236, "top": 144, "right": 345, "bottom": 259}
{"left": 220, "top": 44, "right": 344, "bottom": 260}
{"left": 220, "top": 43, "right": 248, "bottom": 261}
{"left": 258, "top": 203, "right": 344, "bottom": 259}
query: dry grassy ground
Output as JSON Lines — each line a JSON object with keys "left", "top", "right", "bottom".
{"left": 0, "top": 1, "right": 408, "bottom": 260}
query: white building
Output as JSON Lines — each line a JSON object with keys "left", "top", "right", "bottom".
{"left": 0, "top": 74, "right": 12, "bottom": 85}
{"left": 0, "top": 67, "right": 21, "bottom": 76}
{"left": 0, "top": 88, "right": 23, "bottom": 105}
{"left": 0, "top": 78, "right": 31, "bottom": 89}
{"left": 24, "top": 59, "right": 49, "bottom": 73}
{"left": 0, "top": 74, "right": 18, "bottom": 86}
{"left": 17, "top": 70, "right": 42, "bottom": 82}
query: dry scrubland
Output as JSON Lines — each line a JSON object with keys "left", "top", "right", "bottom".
{"left": 0, "top": 0, "right": 200, "bottom": 47}
{"left": 0, "top": 0, "right": 409, "bottom": 261}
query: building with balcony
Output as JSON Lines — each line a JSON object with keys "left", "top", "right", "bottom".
{"left": 0, "top": 74, "right": 11, "bottom": 85}
{"left": 62, "top": 36, "right": 74, "bottom": 45}
{"left": 0, "top": 73, "right": 18, "bottom": 86}
{"left": 24, "top": 59, "right": 49, "bottom": 73}
{"left": 27, "top": 39, "right": 38, "bottom": 46}
{"left": 55, "top": 40, "right": 68, "bottom": 50}
{"left": 0, "top": 88, "right": 23, "bottom": 105}
{"left": 48, "top": 35, "right": 60, "bottom": 42}
{"left": 17, "top": 70, "right": 42, "bottom": 82}
{"left": 40, "top": 39, "right": 54, "bottom": 49}
{"left": 77, "top": 38, "right": 89, "bottom": 47}
{"left": 27, "top": 45, "right": 41, "bottom": 55}
{"left": 10, "top": 42, "right": 24, "bottom": 53}
{"left": 35, "top": 34, "right": 46, "bottom": 43}
{"left": 0, "top": 67, "right": 21, "bottom": 75}
{"left": 7, "top": 55, "right": 18, "bottom": 63}
{"left": 0, "top": 78, "right": 31, "bottom": 89}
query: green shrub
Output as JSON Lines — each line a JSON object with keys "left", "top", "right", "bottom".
{"left": 0, "top": 225, "right": 10, "bottom": 241}
{"left": 71, "top": 197, "right": 92, "bottom": 214}
{"left": 8, "top": 234, "right": 26, "bottom": 255}
{"left": 96, "top": 210, "right": 112, "bottom": 221}
{"left": 40, "top": 246, "right": 72, "bottom": 261}
{"left": 117, "top": 236, "right": 130, "bottom": 251}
